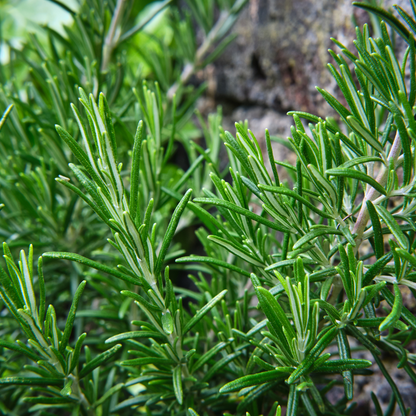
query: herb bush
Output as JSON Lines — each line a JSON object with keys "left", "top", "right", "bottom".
{"left": 1, "top": 0, "right": 416, "bottom": 415}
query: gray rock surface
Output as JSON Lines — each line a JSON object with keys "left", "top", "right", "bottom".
{"left": 202, "top": 0, "right": 412, "bottom": 139}
{"left": 216, "top": 0, "right": 354, "bottom": 115}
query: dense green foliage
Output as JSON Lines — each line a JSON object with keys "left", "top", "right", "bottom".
{"left": 1, "top": 1, "right": 416, "bottom": 415}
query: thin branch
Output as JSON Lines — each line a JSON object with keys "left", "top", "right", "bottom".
{"left": 101, "top": 0, "right": 126, "bottom": 73}
{"left": 353, "top": 132, "right": 402, "bottom": 247}
{"left": 167, "top": 9, "right": 232, "bottom": 99}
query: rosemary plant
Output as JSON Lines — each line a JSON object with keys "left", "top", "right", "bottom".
{"left": 1, "top": 1, "right": 416, "bottom": 415}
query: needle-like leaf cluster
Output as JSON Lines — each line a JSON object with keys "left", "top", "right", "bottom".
{"left": 1, "top": 1, "right": 416, "bottom": 415}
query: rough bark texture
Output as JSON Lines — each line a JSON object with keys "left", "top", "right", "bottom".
{"left": 197, "top": 1, "right": 416, "bottom": 415}
{"left": 197, "top": 0, "right": 412, "bottom": 167}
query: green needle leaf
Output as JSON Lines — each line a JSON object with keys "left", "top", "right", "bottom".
{"left": 42, "top": 252, "right": 139, "bottom": 285}
{"left": 287, "top": 111, "right": 322, "bottom": 124}
{"left": 208, "top": 236, "right": 264, "bottom": 267}
{"left": 382, "top": 287, "right": 416, "bottom": 331}
{"left": 379, "top": 284, "right": 403, "bottom": 331}
{"left": 182, "top": 290, "right": 227, "bottom": 335}
{"left": 337, "top": 156, "right": 384, "bottom": 169}
{"left": 255, "top": 286, "right": 296, "bottom": 353}
{"left": 374, "top": 205, "right": 408, "bottom": 249}
{"left": 191, "top": 341, "right": 229, "bottom": 373}
{"left": 0, "top": 377, "right": 64, "bottom": 386}
{"left": 176, "top": 256, "right": 251, "bottom": 277}
{"left": 363, "top": 252, "right": 393, "bottom": 285}
{"left": 105, "top": 331, "right": 167, "bottom": 343}
{"left": 314, "top": 358, "right": 372, "bottom": 373}
{"left": 258, "top": 184, "right": 334, "bottom": 219}
{"left": 390, "top": 101, "right": 412, "bottom": 185}
{"left": 201, "top": 352, "right": 242, "bottom": 382}
{"left": 326, "top": 168, "right": 387, "bottom": 196}
{"left": 287, "top": 326, "right": 338, "bottom": 384}
{"left": 352, "top": 2, "right": 411, "bottom": 41}
{"left": 193, "top": 197, "right": 292, "bottom": 233}
{"left": 346, "top": 116, "right": 384, "bottom": 153}
{"left": 173, "top": 366, "right": 183, "bottom": 405}
{"left": 69, "top": 333, "right": 87, "bottom": 374}
{"left": 78, "top": 344, "right": 122, "bottom": 378}
{"left": 0, "top": 104, "right": 14, "bottom": 131}
{"left": 129, "top": 120, "right": 144, "bottom": 221}
{"left": 366, "top": 201, "right": 384, "bottom": 259}
{"left": 219, "top": 368, "right": 292, "bottom": 393}
{"left": 337, "top": 330, "right": 353, "bottom": 400}
{"left": 0, "top": 340, "right": 39, "bottom": 361}
{"left": 93, "top": 383, "right": 124, "bottom": 407}
{"left": 55, "top": 125, "right": 105, "bottom": 192}
{"left": 23, "top": 396, "right": 73, "bottom": 404}
{"left": 156, "top": 189, "right": 193, "bottom": 275}
{"left": 286, "top": 384, "right": 300, "bottom": 416}
{"left": 315, "top": 299, "right": 341, "bottom": 321}
{"left": 293, "top": 227, "right": 343, "bottom": 250}
{"left": 59, "top": 280, "right": 86, "bottom": 354}
{"left": 395, "top": 248, "right": 416, "bottom": 269}
{"left": 121, "top": 357, "right": 173, "bottom": 367}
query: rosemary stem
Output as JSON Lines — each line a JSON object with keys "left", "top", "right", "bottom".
{"left": 353, "top": 132, "right": 402, "bottom": 249}
{"left": 101, "top": 0, "right": 126, "bottom": 72}
{"left": 167, "top": 10, "right": 229, "bottom": 99}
